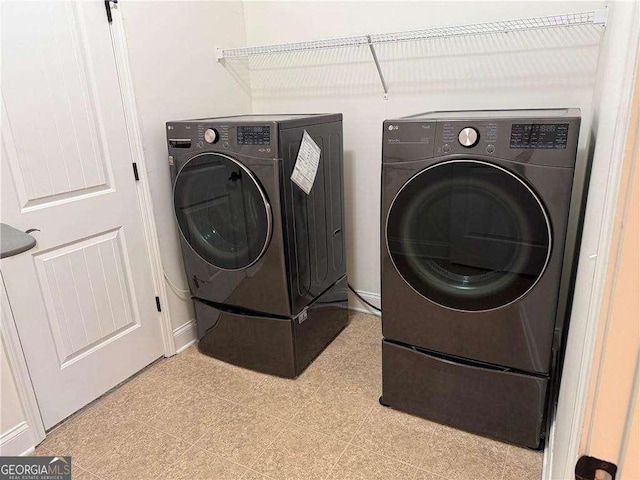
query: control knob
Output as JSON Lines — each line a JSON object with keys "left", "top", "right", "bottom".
{"left": 458, "top": 127, "right": 479, "bottom": 147}
{"left": 204, "top": 128, "right": 219, "bottom": 144}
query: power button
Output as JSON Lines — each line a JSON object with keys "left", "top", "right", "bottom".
{"left": 442, "top": 144, "right": 451, "bottom": 154}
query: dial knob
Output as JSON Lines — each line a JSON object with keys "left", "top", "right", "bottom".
{"left": 458, "top": 127, "right": 479, "bottom": 147}
{"left": 204, "top": 128, "right": 219, "bottom": 144}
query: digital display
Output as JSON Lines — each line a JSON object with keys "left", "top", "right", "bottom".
{"left": 237, "top": 126, "right": 270, "bottom": 145}
{"left": 510, "top": 123, "right": 569, "bottom": 149}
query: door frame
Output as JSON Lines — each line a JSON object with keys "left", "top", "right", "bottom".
{"left": 546, "top": 2, "right": 640, "bottom": 479}
{"left": 0, "top": 0, "right": 175, "bottom": 449}
{"left": 106, "top": 1, "right": 175, "bottom": 357}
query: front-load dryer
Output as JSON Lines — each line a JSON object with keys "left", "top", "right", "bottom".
{"left": 380, "top": 109, "right": 582, "bottom": 448}
{"left": 167, "top": 114, "right": 348, "bottom": 377}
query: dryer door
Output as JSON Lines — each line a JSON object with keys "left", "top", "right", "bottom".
{"left": 174, "top": 153, "right": 272, "bottom": 271}
{"left": 386, "top": 160, "right": 551, "bottom": 312}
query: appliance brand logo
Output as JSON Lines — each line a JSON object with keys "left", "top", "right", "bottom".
{"left": 388, "top": 124, "right": 399, "bottom": 131}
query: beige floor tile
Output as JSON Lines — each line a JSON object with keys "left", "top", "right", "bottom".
{"left": 327, "top": 352, "right": 382, "bottom": 401}
{"left": 197, "top": 406, "right": 285, "bottom": 467}
{"left": 145, "top": 387, "right": 236, "bottom": 443}
{"left": 99, "top": 370, "right": 187, "bottom": 420}
{"left": 242, "top": 374, "right": 320, "bottom": 421}
{"left": 504, "top": 444, "right": 543, "bottom": 472}
{"left": 430, "top": 424, "right": 509, "bottom": 466}
{"left": 502, "top": 462, "right": 542, "bottom": 480}
{"left": 502, "top": 445, "right": 543, "bottom": 480}
{"left": 148, "top": 349, "right": 267, "bottom": 402}
{"left": 187, "top": 357, "right": 267, "bottom": 403}
{"left": 251, "top": 425, "right": 347, "bottom": 480}
{"left": 325, "top": 445, "right": 417, "bottom": 480}
{"left": 30, "top": 446, "right": 54, "bottom": 456}
{"left": 351, "top": 404, "right": 437, "bottom": 467}
{"left": 413, "top": 468, "right": 458, "bottom": 480}
{"left": 40, "top": 403, "right": 142, "bottom": 469}
{"left": 292, "top": 381, "right": 374, "bottom": 442}
{"left": 73, "top": 465, "right": 101, "bottom": 480}
{"left": 162, "top": 446, "right": 247, "bottom": 480}
{"left": 241, "top": 470, "right": 274, "bottom": 480}
{"left": 90, "top": 427, "right": 190, "bottom": 480}
{"left": 146, "top": 354, "right": 198, "bottom": 387}
{"left": 419, "top": 446, "right": 504, "bottom": 480}
{"left": 418, "top": 426, "right": 508, "bottom": 480}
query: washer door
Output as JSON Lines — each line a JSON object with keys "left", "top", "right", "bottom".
{"left": 174, "top": 153, "right": 272, "bottom": 270}
{"left": 386, "top": 160, "right": 551, "bottom": 311}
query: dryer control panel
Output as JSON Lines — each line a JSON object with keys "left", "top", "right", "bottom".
{"left": 427, "top": 117, "right": 580, "bottom": 167}
{"left": 509, "top": 123, "right": 569, "bottom": 149}
{"left": 436, "top": 121, "right": 499, "bottom": 156}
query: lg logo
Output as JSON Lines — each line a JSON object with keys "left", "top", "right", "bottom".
{"left": 388, "top": 125, "right": 399, "bottom": 131}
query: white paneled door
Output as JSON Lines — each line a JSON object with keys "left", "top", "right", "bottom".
{"left": 0, "top": 1, "right": 164, "bottom": 428}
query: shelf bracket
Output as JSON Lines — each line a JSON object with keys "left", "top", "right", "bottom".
{"left": 593, "top": 8, "right": 608, "bottom": 26}
{"left": 366, "top": 35, "right": 388, "bottom": 97}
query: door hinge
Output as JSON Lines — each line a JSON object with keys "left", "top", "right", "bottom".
{"left": 104, "top": 0, "right": 118, "bottom": 23}
{"left": 575, "top": 456, "right": 617, "bottom": 480}
{"left": 132, "top": 162, "right": 140, "bottom": 181}
{"left": 155, "top": 296, "right": 162, "bottom": 312}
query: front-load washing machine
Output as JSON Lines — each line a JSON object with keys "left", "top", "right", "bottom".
{"left": 380, "top": 109, "right": 582, "bottom": 448}
{"left": 167, "top": 114, "right": 348, "bottom": 378}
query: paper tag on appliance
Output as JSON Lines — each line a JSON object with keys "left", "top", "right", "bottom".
{"left": 291, "top": 130, "right": 320, "bottom": 195}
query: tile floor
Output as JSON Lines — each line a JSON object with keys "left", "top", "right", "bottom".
{"left": 33, "top": 311, "right": 543, "bottom": 480}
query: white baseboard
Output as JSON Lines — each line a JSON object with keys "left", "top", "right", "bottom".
{"left": 172, "top": 319, "right": 197, "bottom": 354}
{"left": 0, "top": 422, "right": 37, "bottom": 457}
{"left": 348, "top": 290, "right": 381, "bottom": 316}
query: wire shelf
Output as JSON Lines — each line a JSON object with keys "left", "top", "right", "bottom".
{"left": 217, "top": 10, "right": 607, "bottom": 61}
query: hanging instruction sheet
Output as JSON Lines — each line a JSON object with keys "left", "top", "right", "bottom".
{"left": 291, "top": 130, "right": 320, "bottom": 195}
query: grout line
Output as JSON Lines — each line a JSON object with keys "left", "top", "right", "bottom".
{"left": 319, "top": 401, "right": 377, "bottom": 480}
{"left": 497, "top": 456, "right": 509, "bottom": 480}
{"left": 183, "top": 401, "right": 245, "bottom": 450}
{"left": 243, "top": 466, "right": 279, "bottom": 480}
{"left": 245, "top": 421, "right": 289, "bottom": 471}
{"left": 150, "top": 442, "right": 199, "bottom": 480}
{"left": 321, "top": 440, "right": 350, "bottom": 480}
{"left": 74, "top": 464, "right": 104, "bottom": 480}
{"left": 346, "top": 403, "right": 376, "bottom": 444}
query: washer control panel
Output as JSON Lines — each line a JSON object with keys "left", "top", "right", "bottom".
{"left": 166, "top": 122, "right": 275, "bottom": 158}
{"left": 237, "top": 125, "right": 271, "bottom": 145}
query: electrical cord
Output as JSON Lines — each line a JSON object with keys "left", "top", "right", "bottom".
{"left": 163, "top": 270, "right": 191, "bottom": 300}
{"left": 348, "top": 283, "right": 381, "bottom": 312}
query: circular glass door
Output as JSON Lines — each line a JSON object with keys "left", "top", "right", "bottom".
{"left": 386, "top": 160, "right": 551, "bottom": 311}
{"left": 174, "top": 153, "right": 272, "bottom": 270}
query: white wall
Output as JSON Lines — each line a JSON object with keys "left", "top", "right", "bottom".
{"left": 121, "top": 1, "right": 252, "bottom": 349}
{"left": 241, "top": 1, "right": 605, "bottom": 309}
